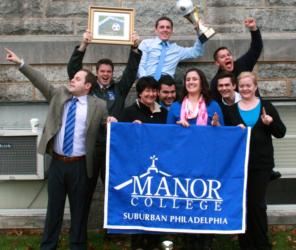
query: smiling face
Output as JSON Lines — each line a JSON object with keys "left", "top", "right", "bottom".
{"left": 215, "top": 49, "right": 234, "bottom": 72}
{"left": 238, "top": 76, "right": 257, "bottom": 100}
{"left": 68, "top": 71, "right": 91, "bottom": 96}
{"left": 139, "top": 87, "right": 158, "bottom": 106}
{"left": 185, "top": 71, "right": 201, "bottom": 95}
{"left": 217, "top": 77, "right": 236, "bottom": 101}
{"left": 97, "top": 64, "right": 113, "bottom": 86}
{"left": 155, "top": 20, "right": 173, "bottom": 41}
{"left": 158, "top": 84, "right": 176, "bottom": 106}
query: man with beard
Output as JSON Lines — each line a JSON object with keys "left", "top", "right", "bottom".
{"left": 158, "top": 74, "right": 177, "bottom": 111}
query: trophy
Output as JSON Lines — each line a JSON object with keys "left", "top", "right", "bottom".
{"left": 161, "top": 240, "right": 173, "bottom": 250}
{"left": 176, "top": 0, "right": 215, "bottom": 43}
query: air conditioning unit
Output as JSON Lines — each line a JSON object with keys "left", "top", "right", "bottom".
{"left": 0, "top": 130, "right": 44, "bottom": 180}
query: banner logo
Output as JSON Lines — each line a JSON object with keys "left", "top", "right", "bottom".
{"left": 115, "top": 155, "right": 224, "bottom": 212}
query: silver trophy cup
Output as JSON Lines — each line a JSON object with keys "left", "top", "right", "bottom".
{"left": 176, "top": 0, "right": 215, "bottom": 43}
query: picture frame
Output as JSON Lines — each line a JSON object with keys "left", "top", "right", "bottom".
{"left": 88, "top": 6, "right": 135, "bottom": 45}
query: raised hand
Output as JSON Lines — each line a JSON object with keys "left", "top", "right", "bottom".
{"left": 82, "top": 30, "right": 92, "bottom": 43}
{"left": 244, "top": 17, "right": 257, "bottom": 31}
{"left": 131, "top": 31, "right": 140, "bottom": 48}
{"left": 78, "top": 30, "right": 92, "bottom": 51}
{"left": 261, "top": 107, "right": 273, "bottom": 125}
{"left": 5, "top": 48, "right": 22, "bottom": 64}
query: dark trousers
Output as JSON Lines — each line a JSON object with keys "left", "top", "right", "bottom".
{"left": 239, "top": 170, "right": 272, "bottom": 250}
{"left": 41, "top": 158, "right": 89, "bottom": 250}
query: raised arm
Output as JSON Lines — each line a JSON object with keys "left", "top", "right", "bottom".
{"left": 67, "top": 30, "right": 91, "bottom": 80}
{"left": 236, "top": 18, "right": 263, "bottom": 71}
{"left": 116, "top": 31, "right": 142, "bottom": 97}
{"left": 5, "top": 48, "right": 55, "bottom": 101}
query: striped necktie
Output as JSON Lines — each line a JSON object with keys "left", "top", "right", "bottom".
{"left": 63, "top": 98, "right": 78, "bottom": 156}
{"left": 154, "top": 41, "right": 167, "bottom": 81}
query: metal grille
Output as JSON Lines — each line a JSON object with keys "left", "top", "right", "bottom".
{"left": 0, "top": 136, "right": 37, "bottom": 175}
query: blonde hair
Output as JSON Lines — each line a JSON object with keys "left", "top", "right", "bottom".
{"left": 237, "top": 71, "right": 258, "bottom": 86}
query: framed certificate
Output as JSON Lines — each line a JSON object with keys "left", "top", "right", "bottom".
{"left": 88, "top": 6, "right": 135, "bottom": 45}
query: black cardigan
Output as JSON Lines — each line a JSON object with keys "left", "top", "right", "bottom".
{"left": 120, "top": 101, "right": 167, "bottom": 124}
{"left": 223, "top": 99, "right": 286, "bottom": 171}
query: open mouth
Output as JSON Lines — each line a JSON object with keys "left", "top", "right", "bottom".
{"left": 225, "top": 61, "right": 232, "bottom": 68}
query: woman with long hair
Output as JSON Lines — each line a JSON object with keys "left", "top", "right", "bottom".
{"left": 167, "top": 68, "right": 223, "bottom": 250}
{"left": 167, "top": 68, "right": 224, "bottom": 127}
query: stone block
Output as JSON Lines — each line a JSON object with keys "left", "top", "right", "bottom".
{"left": 0, "top": 65, "right": 29, "bottom": 83}
{"left": 0, "top": 83, "right": 33, "bottom": 101}
{"left": 0, "top": 65, "right": 69, "bottom": 83}
{"left": 46, "top": 2, "right": 88, "bottom": 17}
{"left": 213, "top": 26, "right": 245, "bottom": 34}
{"left": 206, "top": 0, "right": 261, "bottom": 7}
{"left": 0, "top": 19, "right": 74, "bottom": 35}
{"left": 0, "top": 0, "right": 44, "bottom": 17}
{"left": 291, "top": 79, "right": 296, "bottom": 97}
{"left": 258, "top": 80, "right": 288, "bottom": 97}
{"left": 263, "top": 36, "right": 296, "bottom": 61}
{"left": 258, "top": 63, "right": 296, "bottom": 78}
{"left": 75, "top": 19, "right": 88, "bottom": 35}
{"left": 252, "top": 9, "right": 296, "bottom": 32}
{"left": 267, "top": 0, "right": 296, "bottom": 6}
{"left": 207, "top": 7, "right": 246, "bottom": 26}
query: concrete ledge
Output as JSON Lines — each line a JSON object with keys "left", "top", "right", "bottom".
{"left": 267, "top": 205, "right": 296, "bottom": 225}
{"left": 0, "top": 209, "right": 70, "bottom": 229}
{"left": 0, "top": 205, "right": 295, "bottom": 228}
{"left": 1, "top": 34, "right": 296, "bottom": 64}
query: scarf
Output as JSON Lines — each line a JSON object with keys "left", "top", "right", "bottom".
{"left": 180, "top": 96, "right": 208, "bottom": 125}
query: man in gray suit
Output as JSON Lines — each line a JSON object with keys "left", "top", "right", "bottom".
{"left": 6, "top": 48, "right": 108, "bottom": 250}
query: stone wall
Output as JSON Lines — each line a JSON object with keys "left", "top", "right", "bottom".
{"left": 1, "top": 0, "right": 296, "bottom": 101}
{"left": 0, "top": 0, "right": 296, "bottom": 229}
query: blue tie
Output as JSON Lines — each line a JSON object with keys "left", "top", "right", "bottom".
{"left": 154, "top": 41, "right": 167, "bottom": 81}
{"left": 63, "top": 98, "right": 78, "bottom": 156}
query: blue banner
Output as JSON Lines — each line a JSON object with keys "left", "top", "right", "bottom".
{"left": 104, "top": 123, "right": 250, "bottom": 234}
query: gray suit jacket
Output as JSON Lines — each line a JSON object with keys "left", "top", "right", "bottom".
{"left": 20, "top": 64, "right": 108, "bottom": 178}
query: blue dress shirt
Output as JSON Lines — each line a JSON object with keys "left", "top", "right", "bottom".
{"left": 138, "top": 37, "right": 203, "bottom": 78}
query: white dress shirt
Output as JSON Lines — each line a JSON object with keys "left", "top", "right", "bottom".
{"left": 54, "top": 95, "right": 88, "bottom": 156}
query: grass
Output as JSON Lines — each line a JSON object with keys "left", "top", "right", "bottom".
{"left": 0, "top": 226, "right": 295, "bottom": 250}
